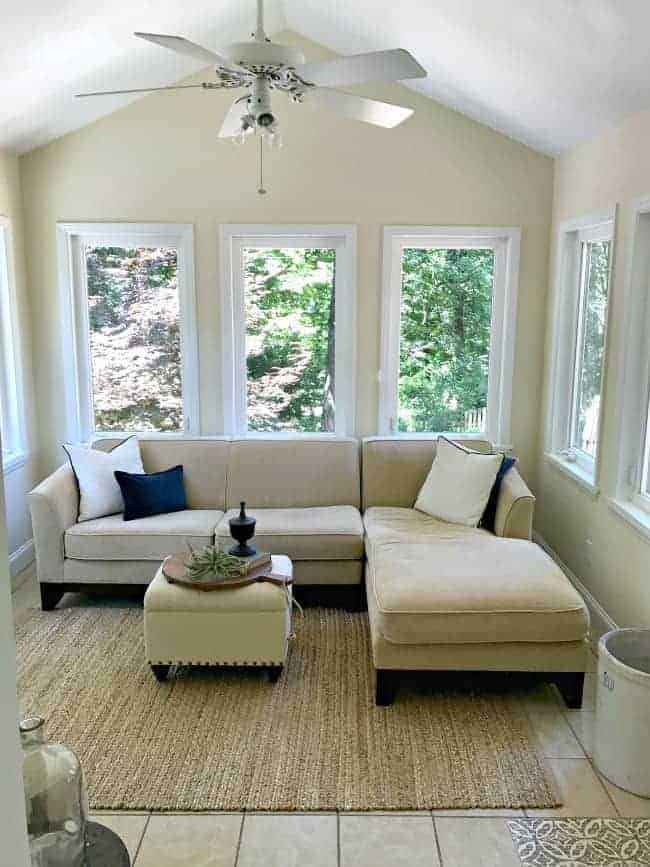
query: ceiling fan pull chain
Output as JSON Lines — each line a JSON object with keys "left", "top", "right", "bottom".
{"left": 258, "top": 134, "right": 267, "bottom": 196}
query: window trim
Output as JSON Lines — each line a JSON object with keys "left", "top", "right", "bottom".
{"left": 546, "top": 207, "right": 616, "bottom": 491}
{"left": 378, "top": 224, "right": 521, "bottom": 446}
{"left": 56, "top": 222, "right": 199, "bottom": 442}
{"left": 608, "top": 196, "right": 650, "bottom": 533}
{"left": 0, "top": 216, "right": 27, "bottom": 472}
{"left": 219, "top": 224, "right": 357, "bottom": 437}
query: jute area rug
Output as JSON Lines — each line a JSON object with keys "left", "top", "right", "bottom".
{"left": 16, "top": 605, "right": 560, "bottom": 812}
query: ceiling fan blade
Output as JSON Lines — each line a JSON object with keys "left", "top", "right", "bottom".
{"left": 75, "top": 84, "right": 208, "bottom": 98}
{"left": 134, "top": 32, "right": 244, "bottom": 73}
{"left": 218, "top": 99, "right": 250, "bottom": 137}
{"left": 294, "top": 49, "right": 426, "bottom": 89}
{"left": 306, "top": 88, "right": 413, "bottom": 128}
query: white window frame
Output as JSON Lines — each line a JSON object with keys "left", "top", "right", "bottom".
{"left": 57, "top": 222, "right": 199, "bottom": 442}
{"left": 378, "top": 225, "right": 521, "bottom": 447}
{"left": 607, "top": 196, "right": 650, "bottom": 540}
{"left": 219, "top": 224, "right": 357, "bottom": 437}
{"left": 545, "top": 208, "right": 616, "bottom": 494}
{"left": 0, "top": 216, "right": 26, "bottom": 472}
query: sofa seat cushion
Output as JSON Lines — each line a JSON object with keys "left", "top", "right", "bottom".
{"left": 216, "top": 506, "right": 364, "bottom": 561}
{"left": 65, "top": 510, "right": 222, "bottom": 561}
{"left": 366, "top": 534, "right": 589, "bottom": 646}
{"left": 364, "top": 506, "right": 491, "bottom": 546}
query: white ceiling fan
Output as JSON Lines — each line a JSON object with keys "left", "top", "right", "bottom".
{"left": 76, "top": 0, "right": 426, "bottom": 191}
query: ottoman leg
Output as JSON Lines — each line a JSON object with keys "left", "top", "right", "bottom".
{"left": 151, "top": 664, "right": 171, "bottom": 682}
{"left": 267, "top": 665, "right": 283, "bottom": 683}
{"left": 375, "top": 669, "right": 397, "bottom": 706}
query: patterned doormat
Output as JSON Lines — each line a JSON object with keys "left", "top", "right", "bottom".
{"left": 16, "top": 605, "right": 560, "bottom": 811}
{"left": 509, "top": 818, "right": 650, "bottom": 866}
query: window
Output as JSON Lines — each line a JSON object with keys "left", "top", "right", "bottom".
{"left": 547, "top": 210, "right": 615, "bottom": 490}
{"left": 379, "top": 226, "right": 521, "bottom": 445}
{"left": 57, "top": 223, "right": 199, "bottom": 441}
{"left": 608, "top": 198, "right": 650, "bottom": 534}
{"left": 0, "top": 217, "right": 25, "bottom": 470}
{"left": 220, "top": 225, "right": 356, "bottom": 435}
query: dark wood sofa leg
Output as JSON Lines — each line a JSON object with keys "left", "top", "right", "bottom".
{"left": 151, "top": 664, "right": 171, "bottom": 682}
{"left": 40, "top": 583, "right": 65, "bottom": 611}
{"left": 375, "top": 669, "right": 397, "bottom": 706}
{"left": 554, "top": 672, "right": 585, "bottom": 709}
{"left": 267, "top": 665, "right": 283, "bottom": 683}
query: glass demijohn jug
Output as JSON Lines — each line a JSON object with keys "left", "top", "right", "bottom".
{"left": 20, "top": 716, "right": 88, "bottom": 867}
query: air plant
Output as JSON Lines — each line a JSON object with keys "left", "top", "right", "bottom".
{"left": 183, "top": 543, "right": 248, "bottom": 582}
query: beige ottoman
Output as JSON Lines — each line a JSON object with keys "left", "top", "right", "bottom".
{"left": 144, "top": 554, "right": 292, "bottom": 683}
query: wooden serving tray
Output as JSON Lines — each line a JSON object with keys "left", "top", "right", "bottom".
{"left": 162, "top": 554, "right": 291, "bottom": 592}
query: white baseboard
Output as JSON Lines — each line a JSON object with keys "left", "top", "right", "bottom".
{"left": 9, "top": 539, "right": 35, "bottom": 585}
{"left": 533, "top": 531, "right": 617, "bottom": 642}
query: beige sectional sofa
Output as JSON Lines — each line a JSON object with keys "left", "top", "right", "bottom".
{"left": 29, "top": 437, "right": 364, "bottom": 612}
{"left": 29, "top": 435, "right": 590, "bottom": 708}
{"left": 362, "top": 438, "right": 590, "bottom": 707}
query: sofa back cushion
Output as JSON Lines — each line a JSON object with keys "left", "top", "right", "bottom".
{"left": 227, "top": 438, "right": 360, "bottom": 509}
{"left": 93, "top": 438, "right": 229, "bottom": 510}
{"left": 361, "top": 437, "right": 493, "bottom": 509}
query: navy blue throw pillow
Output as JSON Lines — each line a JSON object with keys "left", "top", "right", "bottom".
{"left": 114, "top": 465, "right": 187, "bottom": 522}
{"left": 480, "top": 455, "right": 517, "bottom": 533}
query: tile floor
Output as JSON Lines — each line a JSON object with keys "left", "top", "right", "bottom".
{"left": 12, "top": 567, "right": 650, "bottom": 866}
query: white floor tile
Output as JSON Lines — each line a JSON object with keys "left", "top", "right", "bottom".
{"left": 435, "top": 817, "right": 520, "bottom": 866}
{"left": 600, "top": 776, "right": 650, "bottom": 817}
{"left": 89, "top": 813, "right": 149, "bottom": 862}
{"left": 237, "top": 814, "right": 337, "bottom": 867}
{"left": 527, "top": 709, "right": 585, "bottom": 758}
{"left": 525, "top": 759, "right": 616, "bottom": 817}
{"left": 135, "top": 813, "right": 241, "bottom": 867}
{"left": 340, "top": 815, "right": 439, "bottom": 867}
{"left": 564, "top": 710, "right": 595, "bottom": 757}
{"left": 432, "top": 808, "right": 524, "bottom": 817}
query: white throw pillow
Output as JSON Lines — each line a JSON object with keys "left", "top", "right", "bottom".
{"left": 63, "top": 437, "right": 144, "bottom": 522}
{"left": 414, "top": 436, "right": 502, "bottom": 527}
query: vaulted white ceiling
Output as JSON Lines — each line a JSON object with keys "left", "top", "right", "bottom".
{"left": 3, "top": 0, "right": 650, "bottom": 155}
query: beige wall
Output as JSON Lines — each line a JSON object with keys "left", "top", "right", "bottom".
{"left": 19, "top": 32, "right": 553, "bottom": 488}
{"left": 537, "top": 106, "right": 650, "bottom": 627}
{"left": 0, "top": 150, "right": 39, "bottom": 572}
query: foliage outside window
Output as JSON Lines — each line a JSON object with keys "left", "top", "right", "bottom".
{"left": 380, "top": 226, "right": 520, "bottom": 445}
{"left": 85, "top": 246, "right": 182, "bottom": 433}
{"left": 243, "top": 247, "right": 336, "bottom": 433}
{"left": 547, "top": 212, "right": 614, "bottom": 488}
{"left": 57, "top": 223, "right": 198, "bottom": 442}
{"left": 398, "top": 247, "right": 493, "bottom": 433}
{"left": 222, "top": 226, "right": 355, "bottom": 437}
{"left": 569, "top": 240, "right": 610, "bottom": 459}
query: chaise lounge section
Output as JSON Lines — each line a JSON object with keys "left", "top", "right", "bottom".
{"left": 361, "top": 438, "right": 590, "bottom": 708}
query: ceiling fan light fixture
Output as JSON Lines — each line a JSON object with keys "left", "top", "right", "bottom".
{"left": 78, "top": 0, "right": 427, "bottom": 193}
{"left": 265, "top": 129, "right": 283, "bottom": 149}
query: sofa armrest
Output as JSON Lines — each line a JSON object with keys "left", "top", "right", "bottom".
{"left": 28, "top": 465, "right": 78, "bottom": 582}
{"left": 493, "top": 467, "right": 535, "bottom": 540}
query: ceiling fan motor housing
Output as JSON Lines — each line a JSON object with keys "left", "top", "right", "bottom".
{"left": 224, "top": 41, "right": 305, "bottom": 71}
{"left": 249, "top": 77, "right": 275, "bottom": 127}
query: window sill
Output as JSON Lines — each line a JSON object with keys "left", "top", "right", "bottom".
{"left": 607, "top": 497, "right": 650, "bottom": 543}
{"left": 2, "top": 450, "right": 28, "bottom": 475}
{"left": 544, "top": 452, "right": 599, "bottom": 497}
